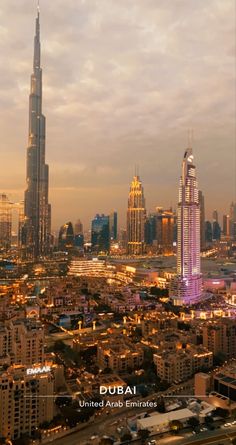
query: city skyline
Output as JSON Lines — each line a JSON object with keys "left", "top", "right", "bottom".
{"left": 0, "top": 0, "right": 235, "bottom": 230}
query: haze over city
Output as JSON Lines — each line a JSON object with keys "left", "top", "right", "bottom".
{"left": 0, "top": 0, "right": 235, "bottom": 230}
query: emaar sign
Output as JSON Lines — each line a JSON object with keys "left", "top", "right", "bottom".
{"left": 26, "top": 365, "right": 51, "bottom": 376}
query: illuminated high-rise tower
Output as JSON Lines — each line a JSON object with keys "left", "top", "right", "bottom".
{"left": 171, "top": 147, "right": 202, "bottom": 304}
{"left": 24, "top": 5, "right": 51, "bottom": 258}
{"left": 127, "top": 175, "right": 146, "bottom": 255}
{"left": 0, "top": 194, "right": 12, "bottom": 251}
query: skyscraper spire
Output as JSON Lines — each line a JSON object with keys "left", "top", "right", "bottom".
{"left": 34, "top": 2, "right": 40, "bottom": 71}
{"left": 23, "top": 6, "right": 51, "bottom": 258}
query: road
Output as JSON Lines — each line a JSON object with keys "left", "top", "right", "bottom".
{"left": 51, "top": 425, "right": 236, "bottom": 445}
{"left": 182, "top": 429, "right": 236, "bottom": 445}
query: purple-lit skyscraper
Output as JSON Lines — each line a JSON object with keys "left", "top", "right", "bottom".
{"left": 171, "top": 147, "right": 202, "bottom": 305}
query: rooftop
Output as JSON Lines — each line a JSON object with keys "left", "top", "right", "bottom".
{"left": 138, "top": 408, "right": 196, "bottom": 429}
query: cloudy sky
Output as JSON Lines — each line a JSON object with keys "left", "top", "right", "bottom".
{"left": 0, "top": 0, "right": 235, "bottom": 231}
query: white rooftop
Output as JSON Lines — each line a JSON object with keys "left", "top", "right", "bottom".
{"left": 137, "top": 408, "right": 195, "bottom": 429}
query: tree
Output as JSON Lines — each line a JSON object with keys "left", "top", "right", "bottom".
{"left": 213, "top": 352, "right": 227, "bottom": 366}
{"left": 169, "top": 420, "right": 183, "bottom": 434}
{"left": 99, "top": 438, "right": 113, "bottom": 445}
{"left": 138, "top": 429, "right": 150, "bottom": 444}
{"left": 54, "top": 340, "right": 66, "bottom": 351}
{"left": 187, "top": 417, "right": 200, "bottom": 429}
{"left": 205, "top": 416, "right": 214, "bottom": 424}
{"left": 120, "top": 433, "right": 132, "bottom": 442}
{"left": 214, "top": 407, "right": 229, "bottom": 418}
{"left": 101, "top": 367, "right": 113, "bottom": 374}
{"left": 156, "top": 397, "right": 165, "bottom": 413}
{"left": 13, "top": 435, "right": 31, "bottom": 445}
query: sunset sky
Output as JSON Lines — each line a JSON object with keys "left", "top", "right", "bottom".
{"left": 0, "top": 0, "right": 235, "bottom": 231}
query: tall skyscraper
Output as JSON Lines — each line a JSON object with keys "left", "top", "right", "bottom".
{"left": 75, "top": 219, "right": 83, "bottom": 235}
{"left": 0, "top": 193, "right": 12, "bottom": 252}
{"left": 58, "top": 222, "right": 75, "bottom": 251}
{"left": 145, "top": 213, "right": 157, "bottom": 246}
{"left": 222, "top": 214, "right": 230, "bottom": 238}
{"left": 74, "top": 219, "right": 84, "bottom": 248}
{"left": 127, "top": 175, "right": 146, "bottom": 255}
{"left": 205, "top": 221, "right": 213, "bottom": 244}
{"left": 212, "top": 220, "right": 221, "bottom": 240}
{"left": 199, "top": 190, "right": 206, "bottom": 250}
{"left": 212, "top": 209, "right": 218, "bottom": 223}
{"left": 229, "top": 202, "right": 236, "bottom": 239}
{"left": 156, "top": 208, "right": 175, "bottom": 254}
{"left": 91, "top": 214, "right": 110, "bottom": 253}
{"left": 24, "top": 7, "right": 51, "bottom": 258}
{"left": 109, "top": 211, "right": 118, "bottom": 241}
{"left": 171, "top": 147, "right": 202, "bottom": 304}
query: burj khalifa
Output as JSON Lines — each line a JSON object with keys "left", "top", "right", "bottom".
{"left": 24, "top": 5, "right": 51, "bottom": 258}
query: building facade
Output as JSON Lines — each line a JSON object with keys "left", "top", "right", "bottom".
{"left": 0, "top": 365, "right": 54, "bottom": 440}
{"left": 171, "top": 147, "right": 202, "bottom": 305}
{"left": 97, "top": 339, "right": 144, "bottom": 372}
{"left": 127, "top": 175, "right": 146, "bottom": 255}
{"left": 91, "top": 214, "right": 110, "bottom": 253}
{"left": 0, "top": 319, "right": 44, "bottom": 367}
{"left": 202, "top": 319, "right": 236, "bottom": 359}
{"left": 109, "top": 211, "right": 118, "bottom": 242}
{"left": 199, "top": 190, "right": 205, "bottom": 250}
{"left": 156, "top": 208, "right": 176, "bottom": 254}
{"left": 0, "top": 194, "right": 12, "bottom": 252}
{"left": 154, "top": 346, "right": 213, "bottom": 383}
{"left": 58, "top": 222, "right": 75, "bottom": 251}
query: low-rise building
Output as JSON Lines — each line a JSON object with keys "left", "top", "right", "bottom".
{"left": 97, "top": 338, "right": 144, "bottom": 372}
{"left": 154, "top": 345, "right": 213, "bottom": 383}
{"left": 137, "top": 408, "right": 196, "bottom": 433}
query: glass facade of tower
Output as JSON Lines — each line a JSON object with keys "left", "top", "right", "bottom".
{"left": 24, "top": 10, "right": 51, "bottom": 258}
{"left": 91, "top": 214, "right": 110, "bottom": 253}
{"left": 109, "top": 211, "right": 118, "bottom": 241}
{"left": 127, "top": 175, "right": 146, "bottom": 255}
{"left": 171, "top": 148, "right": 202, "bottom": 304}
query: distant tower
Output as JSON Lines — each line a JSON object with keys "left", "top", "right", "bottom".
{"left": 156, "top": 208, "right": 175, "bottom": 254}
{"left": 222, "top": 214, "right": 230, "bottom": 238}
{"left": 74, "top": 219, "right": 84, "bottom": 248}
{"left": 24, "top": 6, "right": 51, "bottom": 258}
{"left": 91, "top": 214, "right": 110, "bottom": 253}
{"left": 109, "top": 211, "right": 118, "bottom": 241}
{"left": 0, "top": 194, "right": 12, "bottom": 251}
{"left": 58, "top": 222, "right": 74, "bottom": 251}
{"left": 229, "top": 202, "right": 236, "bottom": 239}
{"left": 212, "top": 210, "right": 218, "bottom": 223}
{"left": 199, "top": 191, "right": 205, "bottom": 251}
{"left": 171, "top": 147, "right": 202, "bottom": 304}
{"left": 127, "top": 174, "right": 146, "bottom": 255}
{"left": 205, "top": 221, "right": 213, "bottom": 244}
{"left": 74, "top": 219, "right": 83, "bottom": 235}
